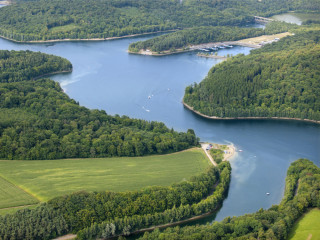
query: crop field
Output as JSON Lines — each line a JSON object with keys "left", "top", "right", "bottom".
{"left": 288, "top": 208, "right": 320, "bottom": 240}
{"left": 0, "top": 148, "right": 210, "bottom": 202}
{"left": 0, "top": 176, "right": 39, "bottom": 209}
{"left": 0, "top": 204, "right": 39, "bottom": 216}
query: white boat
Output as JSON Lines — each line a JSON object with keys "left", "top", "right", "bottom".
{"left": 238, "top": 149, "right": 243, "bottom": 152}
{"left": 266, "top": 192, "right": 270, "bottom": 195}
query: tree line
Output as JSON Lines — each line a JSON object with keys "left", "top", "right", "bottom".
{"left": 0, "top": 0, "right": 318, "bottom": 42}
{"left": 128, "top": 22, "right": 298, "bottom": 53}
{"left": 0, "top": 50, "right": 72, "bottom": 82}
{"left": 183, "top": 28, "right": 320, "bottom": 121}
{"left": 76, "top": 162, "right": 231, "bottom": 239}
{"left": 136, "top": 159, "right": 320, "bottom": 240}
{"left": 0, "top": 162, "right": 232, "bottom": 239}
{"left": 0, "top": 50, "right": 198, "bottom": 160}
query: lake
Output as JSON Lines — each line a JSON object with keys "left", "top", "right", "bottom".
{"left": 272, "top": 12, "right": 320, "bottom": 25}
{"left": 0, "top": 35, "right": 319, "bottom": 223}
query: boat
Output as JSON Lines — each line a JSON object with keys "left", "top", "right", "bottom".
{"left": 238, "top": 149, "right": 243, "bottom": 152}
{"left": 218, "top": 45, "right": 225, "bottom": 49}
{"left": 266, "top": 192, "right": 270, "bottom": 195}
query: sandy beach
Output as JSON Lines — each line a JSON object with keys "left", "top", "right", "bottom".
{"left": 201, "top": 142, "right": 236, "bottom": 166}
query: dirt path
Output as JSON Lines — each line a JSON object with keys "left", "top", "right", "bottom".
{"left": 306, "top": 234, "right": 313, "bottom": 240}
{"left": 52, "top": 234, "right": 77, "bottom": 240}
{"left": 0, "top": 203, "right": 38, "bottom": 211}
{"left": 201, "top": 143, "right": 217, "bottom": 166}
{"left": 201, "top": 143, "right": 236, "bottom": 166}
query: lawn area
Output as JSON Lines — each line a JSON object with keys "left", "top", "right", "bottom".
{"left": 49, "top": 23, "right": 79, "bottom": 33}
{"left": 0, "top": 176, "right": 39, "bottom": 209}
{"left": 0, "top": 148, "right": 210, "bottom": 202}
{"left": 288, "top": 208, "right": 320, "bottom": 240}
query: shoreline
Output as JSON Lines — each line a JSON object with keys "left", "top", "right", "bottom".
{"left": 128, "top": 40, "right": 262, "bottom": 56}
{"left": 0, "top": 30, "right": 178, "bottom": 44}
{"left": 33, "top": 69, "right": 72, "bottom": 80}
{"left": 197, "top": 53, "right": 228, "bottom": 60}
{"left": 201, "top": 142, "right": 236, "bottom": 166}
{"left": 182, "top": 100, "right": 320, "bottom": 124}
{"left": 128, "top": 32, "right": 292, "bottom": 56}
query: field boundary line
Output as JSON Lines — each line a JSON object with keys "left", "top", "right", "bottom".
{"left": 0, "top": 174, "right": 41, "bottom": 203}
{"left": 0, "top": 203, "right": 39, "bottom": 211}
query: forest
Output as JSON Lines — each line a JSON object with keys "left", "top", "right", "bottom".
{"left": 128, "top": 22, "right": 298, "bottom": 53}
{"left": 0, "top": 0, "right": 319, "bottom": 42}
{"left": 0, "top": 50, "right": 198, "bottom": 160}
{"left": 1, "top": 158, "right": 317, "bottom": 240}
{"left": 137, "top": 159, "right": 320, "bottom": 240}
{"left": 183, "top": 28, "right": 320, "bottom": 121}
{"left": 0, "top": 162, "right": 231, "bottom": 239}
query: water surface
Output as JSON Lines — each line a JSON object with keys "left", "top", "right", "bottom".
{"left": 272, "top": 12, "right": 320, "bottom": 25}
{"left": 0, "top": 36, "right": 319, "bottom": 222}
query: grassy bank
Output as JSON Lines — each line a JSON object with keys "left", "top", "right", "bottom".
{"left": 288, "top": 208, "right": 320, "bottom": 240}
{"left": 0, "top": 148, "right": 210, "bottom": 202}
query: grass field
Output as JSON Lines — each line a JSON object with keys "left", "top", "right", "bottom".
{"left": 0, "top": 204, "right": 39, "bottom": 216}
{"left": 288, "top": 208, "right": 320, "bottom": 240}
{"left": 0, "top": 148, "right": 210, "bottom": 202}
{"left": 0, "top": 176, "right": 39, "bottom": 209}
{"left": 49, "top": 23, "right": 79, "bottom": 33}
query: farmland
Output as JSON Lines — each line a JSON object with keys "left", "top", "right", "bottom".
{"left": 0, "top": 176, "right": 38, "bottom": 209}
{"left": 288, "top": 208, "right": 320, "bottom": 240}
{"left": 0, "top": 148, "right": 210, "bottom": 202}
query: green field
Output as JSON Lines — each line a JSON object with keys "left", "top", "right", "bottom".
{"left": 49, "top": 23, "right": 79, "bottom": 33}
{"left": 288, "top": 208, "right": 320, "bottom": 240}
{"left": 0, "top": 148, "right": 210, "bottom": 202}
{"left": 0, "top": 204, "right": 39, "bottom": 216}
{"left": 0, "top": 176, "right": 39, "bottom": 209}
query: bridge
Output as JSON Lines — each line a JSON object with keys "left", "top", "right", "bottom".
{"left": 254, "top": 16, "right": 275, "bottom": 24}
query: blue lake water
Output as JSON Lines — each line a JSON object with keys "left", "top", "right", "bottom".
{"left": 0, "top": 35, "right": 319, "bottom": 223}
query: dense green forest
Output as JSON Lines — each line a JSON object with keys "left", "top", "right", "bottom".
{"left": 0, "top": 0, "right": 319, "bottom": 42}
{"left": 0, "top": 50, "right": 72, "bottom": 82}
{"left": 0, "top": 162, "right": 231, "bottom": 239}
{"left": 183, "top": 28, "right": 320, "bottom": 121}
{"left": 137, "top": 159, "right": 320, "bottom": 240}
{"left": 0, "top": 50, "right": 198, "bottom": 160}
{"left": 128, "top": 22, "right": 298, "bottom": 53}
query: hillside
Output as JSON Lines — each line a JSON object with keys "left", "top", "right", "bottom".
{"left": 0, "top": 50, "right": 198, "bottom": 160}
{"left": 128, "top": 22, "right": 298, "bottom": 54}
{"left": 183, "top": 28, "right": 320, "bottom": 122}
{"left": 137, "top": 159, "right": 320, "bottom": 239}
{"left": 0, "top": 0, "right": 319, "bottom": 42}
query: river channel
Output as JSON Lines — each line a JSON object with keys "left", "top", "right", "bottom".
{"left": 0, "top": 13, "right": 319, "bottom": 225}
